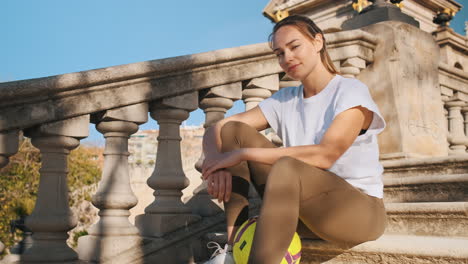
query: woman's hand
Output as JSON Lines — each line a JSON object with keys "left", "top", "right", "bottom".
{"left": 202, "top": 150, "right": 244, "bottom": 179}
{"left": 205, "top": 169, "right": 232, "bottom": 203}
{"left": 201, "top": 150, "right": 244, "bottom": 203}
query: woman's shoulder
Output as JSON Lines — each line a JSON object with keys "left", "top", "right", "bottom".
{"left": 334, "top": 75, "right": 370, "bottom": 96}
{"left": 271, "top": 85, "right": 301, "bottom": 99}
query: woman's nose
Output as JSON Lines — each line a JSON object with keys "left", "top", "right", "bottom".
{"left": 284, "top": 49, "right": 293, "bottom": 62}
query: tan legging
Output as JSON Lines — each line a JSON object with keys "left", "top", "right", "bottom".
{"left": 220, "top": 121, "right": 387, "bottom": 264}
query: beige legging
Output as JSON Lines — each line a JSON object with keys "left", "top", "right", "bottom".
{"left": 220, "top": 121, "right": 387, "bottom": 264}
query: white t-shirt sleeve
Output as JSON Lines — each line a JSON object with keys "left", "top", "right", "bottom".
{"left": 258, "top": 89, "right": 285, "bottom": 133}
{"left": 333, "top": 81, "right": 386, "bottom": 135}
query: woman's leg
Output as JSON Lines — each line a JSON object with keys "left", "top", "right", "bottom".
{"left": 248, "top": 156, "right": 387, "bottom": 264}
{"left": 219, "top": 121, "right": 276, "bottom": 244}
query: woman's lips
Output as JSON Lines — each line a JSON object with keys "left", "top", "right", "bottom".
{"left": 288, "top": 64, "right": 300, "bottom": 72}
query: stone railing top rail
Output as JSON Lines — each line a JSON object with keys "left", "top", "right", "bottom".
{"left": 433, "top": 27, "right": 468, "bottom": 52}
{"left": 439, "top": 62, "right": 468, "bottom": 95}
{"left": 0, "top": 29, "right": 377, "bottom": 133}
{"left": 0, "top": 43, "right": 274, "bottom": 102}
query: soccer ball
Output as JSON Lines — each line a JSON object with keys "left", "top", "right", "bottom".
{"left": 232, "top": 217, "right": 301, "bottom": 264}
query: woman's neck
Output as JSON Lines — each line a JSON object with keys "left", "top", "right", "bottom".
{"left": 301, "top": 65, "right": 335, "bottom": 98}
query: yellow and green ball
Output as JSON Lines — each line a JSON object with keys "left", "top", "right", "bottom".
{"left": 232, "top": 217, "right": 302, "bottom": 264}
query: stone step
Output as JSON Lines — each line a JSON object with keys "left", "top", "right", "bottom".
{"left": 385, "top": 202, "right": 468, "bottom": 237}
{"left": 384, "top": 173, "right": 468, "bottom": 202}
{"left": 301, "top": 234, "right": 468, "bottom": 264}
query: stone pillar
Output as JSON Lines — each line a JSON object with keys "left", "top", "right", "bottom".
{"left": 78, "top": 103, "right": 148, "bottom": 262}
{"left": 0, "top": 130, "right": 19, "bottom": 168}
{"left": 446, "top": 100, "right": 467, "bottom": 154}
{"left": 340, "top": 57, "right": 367, "bottom": 78}
{"left": 21, "top": 115, "right": 89, "bottom": 263}
{"left": 136, "top": 92, "right": 201, "bottom": 237}
{"left": 187, "top": 84, "right": 242, "bottom": 217}
{"left": 359, "top": 21, "right": 448, "bottom": 159}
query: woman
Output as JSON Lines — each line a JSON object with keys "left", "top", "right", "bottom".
{"left": 202, "top": 15, "right": 387, "bottom": 264}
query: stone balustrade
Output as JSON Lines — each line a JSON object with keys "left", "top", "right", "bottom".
{"left": 6, "top": 24, "right": 459, "bottom": 263}
{"left": 439, "top": 63, "right": 468, "bottom": 154}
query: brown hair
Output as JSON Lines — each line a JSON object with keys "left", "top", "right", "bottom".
{"left": 269, "top": 15, "right": 339, "bottom": 74}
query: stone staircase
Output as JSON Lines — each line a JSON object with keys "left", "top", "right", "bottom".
{"left": 109, "top": 155, "right": 468, "bottom": 263}
{"left": 298, "top": 155, "right": 468, "bottom": 263}
{"left": 188, "top": 155, "right": 468, "bottom": 264}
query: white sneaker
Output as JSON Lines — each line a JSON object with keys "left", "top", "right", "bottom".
{"left": 203, "top": 242, "right": 235, "bottom": 264}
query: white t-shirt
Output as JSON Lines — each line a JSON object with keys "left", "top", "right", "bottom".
{"left": 258, "top": 75, "right": 386, "bottom": 198}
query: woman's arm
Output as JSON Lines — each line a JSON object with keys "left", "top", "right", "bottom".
{"left": 202, "top": 106, "right": 269, "bottom": 160}
{"left": 201, "top": 106, "right": 269, "bottom": 202}
{"left": 203, "top": 106, "right": 373, "bottom": 176}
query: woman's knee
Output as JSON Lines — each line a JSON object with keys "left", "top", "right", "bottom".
{"left": 220, "top": 121, "right": 257, "bottom": 150}
{"left": 266, "top": 156, "right": 302, "bottom": 191}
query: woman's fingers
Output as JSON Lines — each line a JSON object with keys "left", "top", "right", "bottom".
{"left": 213, "top": 172, "right": 219, "bottom": 199}
{"left": 204, "top": 170, "right": 232, "bottom": 203}
{"left": 206, "top": 174, "right": 213, "bottom": 195}
{"left": 225, "top": 171, "right": 232, "bottom": 202}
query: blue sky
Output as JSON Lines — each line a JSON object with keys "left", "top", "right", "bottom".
{"left": 1, "top": 1, "right": 467, "bottom": 145}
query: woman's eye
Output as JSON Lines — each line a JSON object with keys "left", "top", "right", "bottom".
{"left": 275, "top": 52, "right": 284, "bottom": 57}
{"left": 292, "top": 45, "right": 300, "bottom": 50}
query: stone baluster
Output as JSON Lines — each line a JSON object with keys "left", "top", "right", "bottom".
{"left": 279, "top": 73, "right": 301, "bottom": 89}
{"left": 340, "top": 57, "right": 367, "bottom": 78}
{"left": 77, "top": 103, "right": 148, "bottom": 262}
{"left": 243, "top": 76, "right": 277, "bottom": 111}
{"left": 0, "top": 130, "right": 19, "bottom": 168}
{"left": 0, "top": 241, "right": 4, "bottom": 255}
{"left": 441, "top": 95, "right": 451, "bottom": 150}
{"left": 247, "top": 74, "right": 283, "bottom": 147}
{"left": 463, "top": 105, "right": 468, "bottom": 152}
{"left": 21, "top": 115, "right": 89, "bottom": 263}
{"left": 188, "top": 83, "right": 242, "bottom": 217}
{"left": 446, "top": 100, "right": 467, "bottom": 154}
{"left": 136, "top": 92, "right": 201, "bottom": 237}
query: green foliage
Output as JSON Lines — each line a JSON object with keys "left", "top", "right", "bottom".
{"left": 71, "top": 229, "right": 88, "bottom": 248}
{"left": 0, "top": 139, "right": 102, "bottom": 254}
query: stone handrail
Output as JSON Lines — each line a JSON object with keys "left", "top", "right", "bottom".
{"left": 0, "top": 28, "right": 379, "bottom": 263}
{"left": 0, "top": 43, "right": 281, "bottom": 134}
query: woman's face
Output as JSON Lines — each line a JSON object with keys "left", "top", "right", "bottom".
{"left": 272, "top": 25, "right": 323, "bottom": 81}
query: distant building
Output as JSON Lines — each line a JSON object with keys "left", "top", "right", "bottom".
{"left": 128, "top": 126, "right": 204, "bottom": 168}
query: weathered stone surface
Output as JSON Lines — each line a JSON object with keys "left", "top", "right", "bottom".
{"left": 245, "top": 74, "right": 279, "bottom": 92}
{"left": 0, "top": 130, "right": 19, "bottom": 168}
{"left": 206, "top": 82, "right": 242, "bottom": 100}
{"left": 301, "top": 235, "right": 468, "bottom": 264}
{"left": 20, "top": 134, "right": 80, "bottom": 263}
{"left": 359, "top": 21, "right": 448, "bottom": 157}
{"left": 0, "top": 43, "right": 282, "bottom": 133}
{"left": 342, "top": 3, "right": 419, "bottom": 30}
{"left": 28, "top": 115, "right": 89, "bottom": 139}
{"left": 384, "top": 174, "right": 468, "bottom": 202}
{"left": 385, "top": 202, "right": 468, "bottom": 237}
{"left": 101, "top": 102, "right": 149, "bottom": 124}
{"left": 382, "top": 155, "right": 468, "bottom": 202}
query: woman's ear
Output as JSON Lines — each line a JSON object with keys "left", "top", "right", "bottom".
{"left": 312, "top": 33, "right": 324, "bottom": 52}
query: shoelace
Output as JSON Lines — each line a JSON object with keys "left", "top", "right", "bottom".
{"left": 207, "top": 241, "right": 228, "bottom": 259}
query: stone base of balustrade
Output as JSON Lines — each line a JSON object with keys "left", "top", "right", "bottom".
{"left": 18, "top": 239, "right": 78, "bottom": 264}
{"left": 185, "top": 194, "right": 224, "bottom": 217}
{"left": 135, "top": 214, "right": 201, "bottom": 238}
{"left": 77, "top": 235, "right": 143, "bottom": 263}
